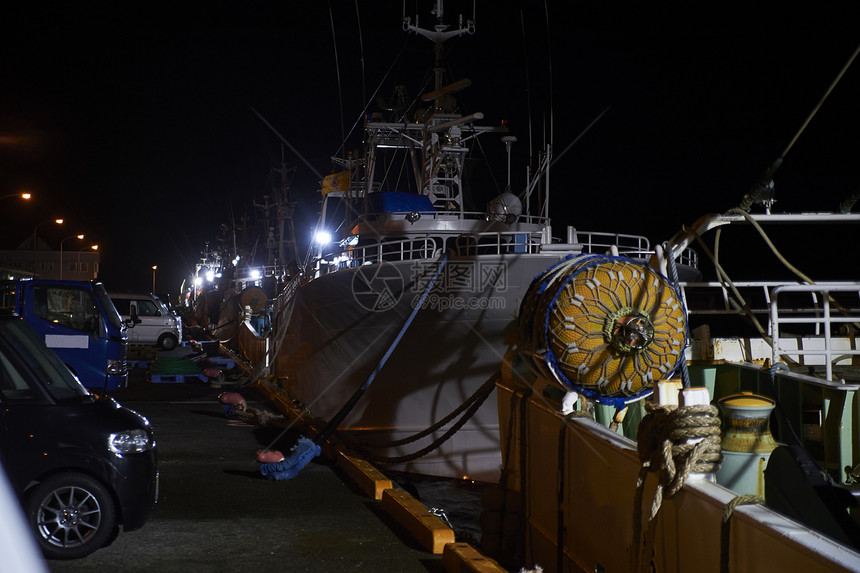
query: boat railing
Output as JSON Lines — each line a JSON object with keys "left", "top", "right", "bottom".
{"left": 450, "top": 230, "right": 546, "bottom": 256}
{"left": 682, "top": 281, "right": 858, "bottom": 319}
{"left": 574, "top": 230, "right": 652, "bottom": 257}
{"left": 356, "top": 210, "right": 551, "bottom": 227}
{"left": 559, "top": 230, "right": 699, "bottom": 268}
{"left": 682, "top": 280, "right": 860, "bottom": 382}
{"left": 675, "top": 246, "right": 699, "bottom": 269}
{"left": 770, "top": 283, "right": 860, "bottom": 382}
{"left": 270, "top": 273, "right": 305, "bottom": 347}
{"left": 314, "top": 237, "right": 439, "bottom": 275}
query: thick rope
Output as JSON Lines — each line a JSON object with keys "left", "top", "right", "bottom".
{"left": 255, "top": 253, "right": 449, "bottom": 455}
{"left": 720, "top": 494, "right": 764, "bottom": 573}
{"left": 631, "top": 402, "right": 722, "bottom": 573}
{"left": 354, "top": 379, "right": 497, "bottom": 464}
{"left": 666, "top": 247, "right": 691, "bottom": 389}
{"left": 557, "top": 406, "right": 594, "bottom": 572}
{"left": 726, "top": 208, "right": 860, "bottom": 332}
{"left": 344, "top": 371, "right": 498, "bottom": 449}
{"left": 315, "top": 252, "right": 449, "bottom": 445}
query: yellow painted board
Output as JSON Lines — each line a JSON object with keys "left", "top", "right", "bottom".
{"left": 337, "top": 451, "right": 393, "bottom": 500}
{"left": 381, "top": 488, "right": 455, "bottom": 554}
{"left": 442, "top": 542, "right": 508, "bottom": 573}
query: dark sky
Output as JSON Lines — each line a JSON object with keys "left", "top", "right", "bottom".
{"left": 1, "top": 1, "right": 858, "bottom": 293}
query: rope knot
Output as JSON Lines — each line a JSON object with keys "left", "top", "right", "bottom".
{"left": 636, "top": 402, "right": 722, "bottom": 516}
{"left": 631, "top": 401, "right": 723, "bottom": 572}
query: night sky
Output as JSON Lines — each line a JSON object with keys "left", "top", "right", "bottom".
{"left": 1, "top": 1, "right": 858, "bottom": 294}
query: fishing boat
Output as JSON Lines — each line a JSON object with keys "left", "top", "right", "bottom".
{"left": 479, "top": 28, "right": 860, "bottom": 568}
{"left": 236, "top": 2, "right": 702, "bottom": 482}
{"left": 487, "top": 199, "right": 860, "bottom": 570}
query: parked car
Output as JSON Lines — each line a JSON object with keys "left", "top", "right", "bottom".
{"left": 0, "top": 309, "right": 158, "bottom": 559}
{"left": 9, "top": 279, "right": 129, "bottom": 392}
{"left": 110, "top": 293, "right": 182, "bottom": 351}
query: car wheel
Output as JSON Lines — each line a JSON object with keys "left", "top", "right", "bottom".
{"left": 25, "top": 472, "right": 117, "bottom": 560}
{"left": 157, "top": 333, "right": 178, "bottom": 351}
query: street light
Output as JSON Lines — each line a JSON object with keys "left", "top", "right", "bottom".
{"left": 1, "top": 192, "right": 32, "bottom": 201}
{"left": 152, "top": 265, "right": 157, "bottom": 293}
{"left": 59, "top": 234, "right": 84, "bottom": 280}
{"left": 33, "top": 219, "right": 64, "bottom": 278}
{"left": 76, "top": 245, "right": 99, "bottom": 267}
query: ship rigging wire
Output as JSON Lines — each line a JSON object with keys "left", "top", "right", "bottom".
{"left": 780, "top": 41, "right": 860, "bottom": 160}
{"left": 740, "top": 40, "right": 860, "bottom": 210}
{"left": 329, "top": 2, "right": 346, "bottom": 152}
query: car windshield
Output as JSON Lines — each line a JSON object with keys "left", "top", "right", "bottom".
{"left": 0, "top": 316, "right": 90, "bottom": 401}
{"left": 153, "top": 296, "right": 171, "bottom": 315}
{"left": 93, "top": 283, "right": 125, "bottom": 331}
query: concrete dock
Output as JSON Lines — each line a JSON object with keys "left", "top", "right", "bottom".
{"left": 44, "top": 347, "right": 506, "bottom": 573}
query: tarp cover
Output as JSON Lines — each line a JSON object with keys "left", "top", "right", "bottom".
{"left": 366, "top": 192, "right": 434, "bottom": 213}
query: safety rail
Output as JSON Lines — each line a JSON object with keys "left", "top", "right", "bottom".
{"left": 770, "top": 283, "right": 860, "bottom": 382}
{"left": 311, "top": 237, "right": 438, "bottom": 277}
{"left": 565, "top": 230, "right": 699, "bottom": 268}
{"left": 355, "top": 210, "right": 552, "bottom": 227}
{"left": 451, "top": 231, "right": 546, "bottom": 256}
{"left": 682, "top": 281, "right": 859, "bottom": 320}
{"left": 575, "top": 231, "right": 651, "bottom": 257}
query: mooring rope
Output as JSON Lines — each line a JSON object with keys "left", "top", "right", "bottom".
{"left": 344, "top": 370, "right": 498, "bottom": 449}
{"left": 315, "top": 252, "right": 449, "bottom": 445}
{"left": 630, "top": 402, "right": 722, "bottom": 573}
{"left": 347, "top": 376, "right": 497, "bottom": 465}
{"left": 556, "top": 408, "right": 594, "bottom": 572}
{"left": 720, "top": 494, "right": 764, "bottom": 573}
{"left": 666, "top": 246, "right": 691, "bottom": 389}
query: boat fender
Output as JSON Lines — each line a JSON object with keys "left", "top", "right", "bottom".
{"left": 259, "top": 437, "right": 321, "bottom": 481}
{"left": 218, "top": 392, "right": 245, "bottom": 406}
{"left": 256, "top": 450, "right": 285, "bottom": 463}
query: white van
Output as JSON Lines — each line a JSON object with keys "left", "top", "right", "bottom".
{"left": 110, "top": 293, "right": 182, "bottom": 350}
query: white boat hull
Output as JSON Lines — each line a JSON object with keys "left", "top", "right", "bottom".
{"left": 272, "top": 252, "right": 569, "bottom": 481}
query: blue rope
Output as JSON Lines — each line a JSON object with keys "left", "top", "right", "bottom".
{"left": 666, "top": 246, "right": 691, "bottom": 388}
{"left": 317, "top": 252, "right": 449, "bottom": 443}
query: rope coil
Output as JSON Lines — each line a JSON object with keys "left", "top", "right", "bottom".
{"left": 631, "top": 401, "right": 722, "bottom": 572}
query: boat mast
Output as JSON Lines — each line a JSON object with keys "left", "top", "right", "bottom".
{"left": 403, "top": 1, "right": 478, "bottom": 214}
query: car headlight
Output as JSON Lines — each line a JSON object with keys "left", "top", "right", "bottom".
{"left": 107, "top": 359, "right": 128, "bottom": 376}
{"left": 109, "top": 429, "right": 153, "bottom": 454}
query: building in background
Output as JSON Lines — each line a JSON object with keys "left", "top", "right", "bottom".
{"left": 0, "top": 234, "right": 100, "bottom": 282}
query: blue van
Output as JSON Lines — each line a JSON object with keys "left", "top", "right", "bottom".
{"left": 12, "top": 279, "right": 129, "bottom": 392}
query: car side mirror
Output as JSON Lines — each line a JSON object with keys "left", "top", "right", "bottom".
{"left": 87, "top": 315, "right": 101, "bottom": 338}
